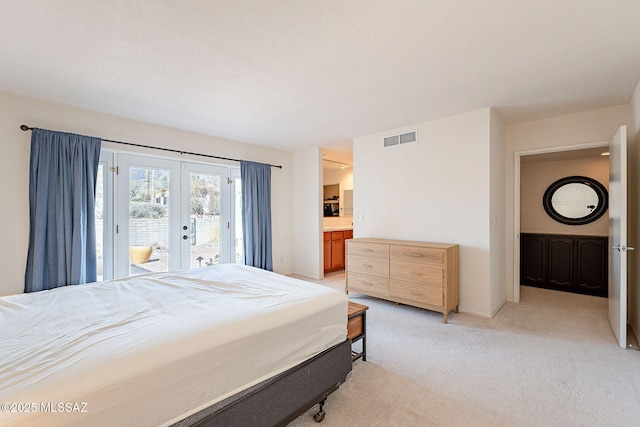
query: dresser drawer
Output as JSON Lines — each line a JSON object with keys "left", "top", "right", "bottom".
{"left": 348, "top": 255, "right": 389, "bottom": 277}
{"left": 390, "top": 260, "right": 443, "bottom": 285}
{"left": 390, "top": 245, "right": 444, "bottom": 264}
{"left": 348, "top": 242, "right": 389, "bottom": 258}
{"left": 390, "top": 279, "right": 443, "bottom": 307}
{"left": 347, "top": 272, "right": 389, "bottom": 297}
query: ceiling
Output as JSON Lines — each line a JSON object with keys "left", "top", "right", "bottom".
{"left": 2, "top": 1, "right": 640, "bottom": 165}
{"left": 322, "top": 158, "right": 352, "bottom": 170}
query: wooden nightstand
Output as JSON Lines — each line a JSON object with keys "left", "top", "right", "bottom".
{"left": 347, "top": 301, "right": 368, "bottom": 361}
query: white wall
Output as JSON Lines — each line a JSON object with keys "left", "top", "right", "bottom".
{"left": 292, "top": 147, "right": 323, "bottom": 279}
{"left": 0, "top": 91, "right": 294, "bottom": 296}
{"left": 629, "top": 81, "right": 640, "bottom": 341}
{"left": 353, "top": 108, "right": 495, "bottom": 317}
{"left": 505, "top": 105, "right": 632, "bottom": 302}
{"left": 490, "top": 109, "right": 507, "bottom": 316}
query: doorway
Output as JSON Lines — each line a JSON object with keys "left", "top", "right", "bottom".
{"left": 321, "top": 157, "right": 354, "bottom": 276}
{"left": 513, "top": 141, "right": 609, "bottom": 303}
{"left": 519, "top": 147, "right": 610, "bottom": 297}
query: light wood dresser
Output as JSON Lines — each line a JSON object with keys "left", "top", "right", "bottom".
{"left": 346, "top": 238, "right": 459, "bottom": 323}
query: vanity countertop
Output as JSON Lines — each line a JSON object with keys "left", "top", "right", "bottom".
{"left": 323, "top": 227, "right": 353, "bottom": 232}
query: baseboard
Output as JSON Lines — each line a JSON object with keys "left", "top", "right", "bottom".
{"left": 489, "top": 299, "right": 507, "bottom": 318}
{"left": 458, "top": 307, "right": 493, "bottom": 318}
{"left": 457, "top": 298, "right": 506, "bottom": 319}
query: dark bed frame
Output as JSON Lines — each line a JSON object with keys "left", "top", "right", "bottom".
{"left": 171, "top": 339, "right": 352, "bottom": 426}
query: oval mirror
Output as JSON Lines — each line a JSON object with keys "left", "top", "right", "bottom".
{"left": 542, "top": 176, "right": 608, "bottom": 225}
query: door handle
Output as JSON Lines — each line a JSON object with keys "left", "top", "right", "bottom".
{"left": 613, "top": 245, "right": 635, "bottom": 252}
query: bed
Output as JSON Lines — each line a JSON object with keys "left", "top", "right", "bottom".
{"left": 0, "top": 264, "right": 351, "bottom": 426}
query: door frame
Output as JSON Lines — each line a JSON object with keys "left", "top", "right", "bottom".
{"left": 97, "top": 150, "right": 115, "bottom": 281}
{"left": 512, "top": 140, "right": 609, "bottom": 303}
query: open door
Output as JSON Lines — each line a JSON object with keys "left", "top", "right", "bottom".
{"left": 608, "top": 125, "right": 632, "bottom": 348}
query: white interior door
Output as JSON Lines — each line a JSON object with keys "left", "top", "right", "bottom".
{"left": 608, "top": 125, "right": 630, "bottom": 348}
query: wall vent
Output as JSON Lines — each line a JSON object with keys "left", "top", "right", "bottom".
{"left": 383, "top": 130, "right": 417, "bottom": 148}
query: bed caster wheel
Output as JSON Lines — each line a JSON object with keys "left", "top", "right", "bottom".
{"left": 314, "top": 410, "right": 325, "bottom": 422}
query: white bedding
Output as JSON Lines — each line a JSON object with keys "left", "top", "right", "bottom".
{"left": 0, "top": 264, "right": 348, "bottom": 426}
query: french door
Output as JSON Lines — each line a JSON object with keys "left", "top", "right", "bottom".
{"left": 108, "top": 154, "right": 240, "bottom": 279}
{"left": 181, "top": 162, "right": 242, "bottom": 268}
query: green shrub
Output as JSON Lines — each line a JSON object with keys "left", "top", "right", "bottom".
{"left": 130, "top": 202, "right": 167, "bottom": 219}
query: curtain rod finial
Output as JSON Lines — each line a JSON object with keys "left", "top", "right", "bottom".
{"left": 20, "top": 125, "right": 31, "bottom": 131}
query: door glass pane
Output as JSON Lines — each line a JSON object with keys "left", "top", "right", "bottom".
{"left": 95, "top": 163, "right": 104, "bottom": 281}
{"left": 189, "top": 172, "right": 221, "bottom": 268}
{"left": 235, "top": 177, "right": 243, "bottom": 263}
{"left": 129, "top": 167, "right": 170, "bottom": 275}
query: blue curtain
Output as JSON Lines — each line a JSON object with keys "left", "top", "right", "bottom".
{"left": 24, "top": 129, "right": 101, "bottom": 293}
{"left": 240, "top": 161, "right": 273, "bottom": 271}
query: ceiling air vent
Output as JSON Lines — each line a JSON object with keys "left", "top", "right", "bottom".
{"left": 383, "top": 130, "right": 417, "bottom": 148}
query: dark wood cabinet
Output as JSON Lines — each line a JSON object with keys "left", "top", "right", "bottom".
{"left": 548, "top": 236, "right": 574, "bottom": 291}
{"left": 520, "top": 233, "right": 607, "bottom": 297}
{"left": 521, "top": 234, "right": 546, "bottom": 286}
{"left": 575, "top": 237, "right": 608, "bottom": 294}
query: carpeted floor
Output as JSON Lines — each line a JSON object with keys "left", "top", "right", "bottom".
{"left": 288, "top": 273, "right": 640, "bottom": 426}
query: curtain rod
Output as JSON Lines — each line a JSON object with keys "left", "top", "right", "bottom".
{"left": 19, "top": 125, "right": 283, "bottom": 169}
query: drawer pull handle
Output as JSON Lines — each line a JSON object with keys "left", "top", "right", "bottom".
{"left": 409, "top": 272, "right": 423, "bottom": 276}
{"left": 363, "top": 264, "right": 373, "bottom": 268}
{"left": 406, "top": 253, "right": 423, "bottom": 257}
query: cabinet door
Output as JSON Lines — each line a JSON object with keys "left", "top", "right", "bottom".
{"left": 548, "top": 237, "right": 574, "bottom": 290}
{"left": 330, "top": 231, "right": 344, "bottom": 269}
{"left": 324, "top": 241, "right": 332, "bottom": 271}
{"left": 331, "top": 241, "right": 344, "bottom": 269}
{"left": 521, "top": 234, "right": 546, "bottom": 285}
{"left": 575, "top": 237, "right": 607, "bottom": 297}
{"left": 323, "top": 233, "right": 331, "bottom": 271}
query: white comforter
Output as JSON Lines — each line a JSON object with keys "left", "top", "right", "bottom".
{"left": 0, "top": 264, "right": 348, "bottom": 426}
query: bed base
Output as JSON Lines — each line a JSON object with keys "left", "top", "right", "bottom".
{"left": 172, "top": 339, "right": 352, "bottom": 426}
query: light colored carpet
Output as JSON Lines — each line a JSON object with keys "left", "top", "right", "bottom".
{"left": 288, "top": 274, "right": 640, "bottom": 426}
